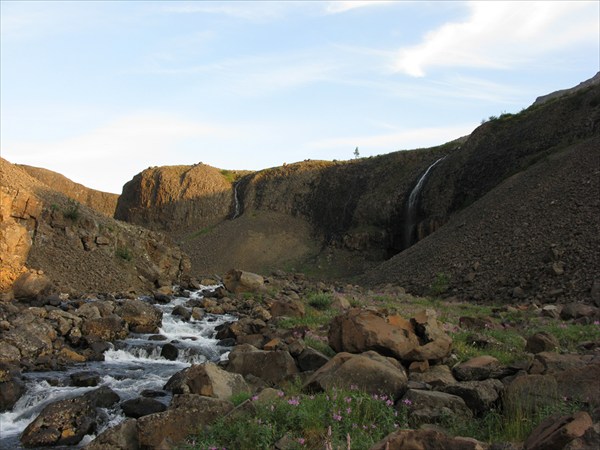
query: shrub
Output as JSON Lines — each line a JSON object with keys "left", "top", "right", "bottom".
{"left": 307, "top": 292, "right": 333, "bottom": 311}
{"left": 115, "top": 246, "right": 133, "bottom": 261}
{"left": 63, "top": 200, "right": 81, "bottom": 221}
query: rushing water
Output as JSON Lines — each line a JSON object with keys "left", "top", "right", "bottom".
{"left": 403, "top": 156, "right": 446, "bottom": 249}
{"left": 232, "top": 182, "right": 241, "bottom": 219}
{"left": 0, "top": 288, "right": 235, "bottom": 450}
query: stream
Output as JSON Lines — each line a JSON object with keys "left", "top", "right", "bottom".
{"left": 0, "top": 287, "right": 235, "bottom": 450}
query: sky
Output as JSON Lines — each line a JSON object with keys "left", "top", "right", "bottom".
{"left": 1, "top": 1, "right": 598, "bottom": 194}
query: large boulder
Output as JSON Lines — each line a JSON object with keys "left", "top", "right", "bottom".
{"left": 11, "top": 271, "right": 53, "bottom": 300}
{"left": 452, "top": 355, "right": 507, "bottom": 381}
{"left": 529, "top": 352, "right": 589, "bottom": 375}
{"left": 164, "top": 363, "right": 249, "bottom": 401}
{"left": 81, "top": 315, "right": 129, "bottom": 342}
{"left": 524, "top": 411, "right": 593, "bottom": 450}
{"left": 3, "top": 319, "right": 56, "bottom": 361}
{"left": 441, "top": 379, "right": 504, "bottom": 416}
{"left": 120, "top": 397, "right": 167, "bottom": 418}
{"left": 226, "top": 345, "right": 298, "bottom": 385}
{"left": 223, "top": 269, "right": 265, "bottom": 294}
{"left": 328, "top": 308, "right": 452, "bottom": 363}
{"left": 115, "top": 299, "right": 162, "bottom": 333}
{"left": 136, "top": 395, "right": 233, "bottom": 449}
{"left": 20, "top": 395, "right": 96, "bottom": 447}
{"left": 553, "top": 362, "right": 600, "bottom": 407}
{"left": 370, "top": 429, "right": 487, "bottom": 450}
{"left": 84, "top": 419, "right": 139, "bottom": 450}
{"left": 401, "top": 389, "right": 472, "bottom": 426}
{"left": 409, "top": 364, "right": 457, "bottom": 387}
{"left": 0, "top": 376, "right": 25, "bottom": 412}
{"left": 303, "top": 351, "right": 408, "bottom": 400}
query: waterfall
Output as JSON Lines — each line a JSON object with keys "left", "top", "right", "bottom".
{"left": 231, "top": 182, "right": 241, "bottom": 219}
{"left": 403, "top": 156, "right": 446, "bottom": 249}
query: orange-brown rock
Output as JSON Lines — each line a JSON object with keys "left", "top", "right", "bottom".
{"left": 328, "top": 308, "right": 452, "bottom": 363}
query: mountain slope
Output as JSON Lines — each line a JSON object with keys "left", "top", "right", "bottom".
{"left": 362, "top": 135, "right": 600, "bottom": 304}
{"left": 18, "top": 165, "right": 119, "bottom": 217}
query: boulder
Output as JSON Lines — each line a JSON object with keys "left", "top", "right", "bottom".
{"left": 524, "top": 411, "right": 593, "bottom": 450}
{"left": 303, "top": 351, "right": 408, "bottom": 400}
{"left": 453, "top": 356, "right": 507, "bottom": 381}
{"left": 0, "top": 376, "right": 25, "bottom": 412}
{"left": 81, "top": 315, "right": 129, "bottom": 342}
{"left": 136, "top": 395, "right": 233, "bottom": 449}
{"left": 70, "top": 371, "right": 100, "bottom": 387}
{"left": 4, "top": 320, "right": 55, "bottom": 360}
{"left": 525, "top": 332, "right": 559, "bottom": 354}
{"left": 160, "top": 343, "right": 179, "bottom": 361}
{"left": 20, "top": 395, "right": 96, "bottom": 447}
{"left": 560, "top": 303, "right": 598, "bottom": 320}
{"left": 84, "top": 386, "right": 120, "bottom": 408}
{"left": 85, "top": 419, "right": 139, "bottom": 450}
{"left": 441, "top": 379, "right": 504, "bottom": 416}
{"left": 164, "top": 363, "right": 249, "bottom": 401}
{"left": 370, "top": 429, "right": 487, "bottom": 450}
{"left": 115, "top": 299, "right": 162, "bottom": 333}
{"left": 296, "top": 347, "right": 330, "bottom": 372}
{"left": 269, "top": 298, "right": 306, "bottom": 318}
{"left": 12, "top": 271, "right": 53, "bottom": 300}
{"left": 328, "top": 308, "right": 452, "bottom": 363}
{"left": 401, "top": 389, "right": 472, "bottom": 426}
{"left": 227, "top": 345, "right": 298, "bottom": 385}
{"left": 529, "top": 352, "right": 588, "bottom": 375}
{"left": 121, "top": 397, "right": 167, "bottom": 418}
{"left": 554, "top": 362, "right": 600, "bottom": 407}
{"left": 223, "top": 269, "right": 264, "bottom": 294}
{"left": 409, "top": 364, "right": 457, "bottom": 388}
{"left": 172, "top": 305, "right": 192, "bottom": 321}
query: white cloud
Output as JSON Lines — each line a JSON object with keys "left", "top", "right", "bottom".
{"left": 308, "top": 124, "right": 475, "bottom": 154}
{"left": 325, "top": 1, "right": 396, "bottom": 14}
{"left": 394, "top": 1, "right": 599, "bottom": 77}
{"left": 1, "top": 113, "right": 228, "bottom": 194}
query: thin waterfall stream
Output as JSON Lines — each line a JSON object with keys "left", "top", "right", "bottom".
{"left": 403, "top": 156, "right": 446, "bottom": 249}
{"left": 0, "top": 287, "right": 235, "bottom": 450}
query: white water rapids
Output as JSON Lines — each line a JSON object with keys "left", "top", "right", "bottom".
{"left": 0, "top": 288, "right": 235, "bottom": 450}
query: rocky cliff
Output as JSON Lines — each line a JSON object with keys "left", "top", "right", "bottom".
{"left": 18, "top": 165, "right": 119, "bottom": 217}
{"left": 115, "top": 164, "right": 244, "bottom": 231}
{"left": 0, "top": 158, "right": 189, "bottom": 297}
{"left": 111, "top": 77, "right": 600, "bottom": 303}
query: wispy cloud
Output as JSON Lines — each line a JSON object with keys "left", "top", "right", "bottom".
{"left": 394, "top": 1, "right": 599, "bottom": 77}
{"left": 325, "top": 1, "right": 396, "bottom": 14}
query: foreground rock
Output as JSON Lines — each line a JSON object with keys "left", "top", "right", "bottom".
{"left": 20, "top": 396, "right": 96, "bottom": 447}
{"left": 370, "top": 428, "right": 487, "bottom": 450}
{"left": 164, "top": 363, "right": 249, "bottom": 401}
{"left": 226, "top": 344, "right": 298, "bottom": 385}
{"left": 303, "top": 351, "right": 408, "bottom": 400}
{"left": 524, "top": 411, "right": 593, "bottom": 450}
{"left": 136, "top": 395, "right": 233, "bottom": 449}
{"left": 328, "top": 308, "right": 452, "bottom": 363}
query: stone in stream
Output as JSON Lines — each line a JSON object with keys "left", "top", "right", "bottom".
{"left": 160, "top": 343, "right": 179, "bottom": 361}
{"left": 121, "top": 397, "right": 167, "bottom": 418}
{"left": 70, "top": 371, "right": 100, "bottom": 387}
{"left": 20, "top": 395, "right": 97, "bottom": 447}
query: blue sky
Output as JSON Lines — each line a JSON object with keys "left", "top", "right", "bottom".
{"left": 1, "top": 1, "right": 598, "bottom": 194}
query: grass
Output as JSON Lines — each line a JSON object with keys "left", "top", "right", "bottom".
{"left": 220, "top": 169, "right": 237, "bottom": 183}
{"left": 185, "top": 225, "right": 216, "bottom": 240}
{"left": 184, "top": 387, "right": 407, "bottom": 450}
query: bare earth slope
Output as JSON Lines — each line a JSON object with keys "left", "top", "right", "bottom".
{"left": 19, "top": 164, "right": 119, "bottom": 217}
{"left": 362, "top": 136, "right": 600, "bottom": 304}
{"left": 1, "top": 158, "right": 188, "bottom": 296}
